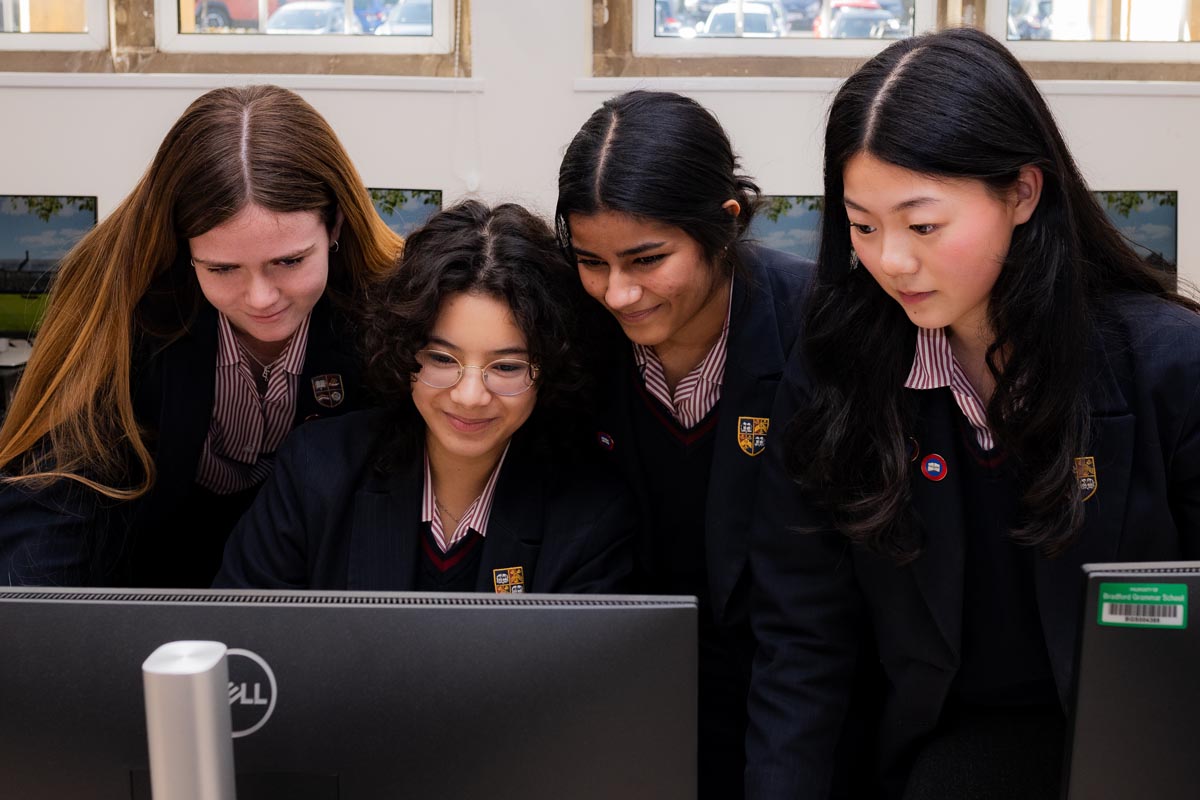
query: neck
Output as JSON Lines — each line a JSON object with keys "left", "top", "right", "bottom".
{"left": 654, "top": 279, "right": 731, "bottom": 392}
{"left": 947, "top": 322, "right": 999, "bottom": 404}
{"left": 426, "top": 435, "right": 505, "bottom": 515}
{"left": 234, "top": 328, "right": 288, "bottom": 366}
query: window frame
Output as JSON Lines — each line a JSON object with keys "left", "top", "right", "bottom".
{"left": 154, "top": 0, "right": 456, "bottom": 55}
{"left": 0, "top": 0, "right": 108, "bottom": 51}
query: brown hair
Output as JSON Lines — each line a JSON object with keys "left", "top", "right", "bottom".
{"left": 0, "top": 84, "right": 403, "bottom": 499}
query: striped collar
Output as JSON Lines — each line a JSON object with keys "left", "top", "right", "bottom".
{"left": 632, "top": 279, "right": 733, "bottom": 430}
{"left": 420, "top": 443, "right": 511, "bottom": 554}
{"left": 216, "top": 311, "right": 310, "bottom": 378}
{"left": 904, "top": 326, "right": 995, "bottom": 450}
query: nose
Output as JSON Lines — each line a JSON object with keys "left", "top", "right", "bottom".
{"left": 604, "top": 267, "right": 643, "bottom": 311}
{"left": 875, "top": 233, "right": 919, "bottom": 278}
{"left": 245, "top": 269, "right": 281, "bottom": 310}
{"left": 449, "top": 365, "right": 492, "bottom": 407}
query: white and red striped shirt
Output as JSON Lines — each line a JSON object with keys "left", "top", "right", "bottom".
{"left": 632, "top": 280, "right": 734, "bottom": 430}
{"left": 904, "top": 326, "right": 995, "bottom": 450}
{"left": 420, "top": 444, "right": 510, "bottom": 553}
{"left": 194, "top": 312, "right": 312, "bottom": 494}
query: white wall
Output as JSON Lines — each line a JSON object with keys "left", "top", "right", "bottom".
{"left": 0, "top": 0, "right": 1198, "bottom": 284}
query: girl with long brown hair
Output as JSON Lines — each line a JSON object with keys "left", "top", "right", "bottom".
{"left": 0, "top": 84, "right": 402, "bottom": 587}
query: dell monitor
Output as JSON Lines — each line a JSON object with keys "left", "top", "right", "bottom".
{"left": 0, "top": 588, "right": 697, "bottom": 799}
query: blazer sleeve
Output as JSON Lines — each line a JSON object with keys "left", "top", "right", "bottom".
{"left": 0, "top": 478, "right": 125, "bottom": 586}
{"left": 745, "top": 344, "right": 868, "bottom": 800}
{"left": 212, "top": 428, "right": 318, "bottom": 589}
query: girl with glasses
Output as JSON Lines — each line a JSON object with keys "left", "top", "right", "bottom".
{"left": 0, "top": 85, "right": 402, "bottom": 588}
{"left": 215, "top": 201, "right": 635, "bottom": 594}
{"left": 556, "top": 90, "right": 814, "bottom": 798}
{"left": 747, "top": 28, "right": 1200, "bottom": 800}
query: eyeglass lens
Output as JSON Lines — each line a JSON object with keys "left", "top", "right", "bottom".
{"left": 415, "top": 350, "right": 534, "bottom": 396}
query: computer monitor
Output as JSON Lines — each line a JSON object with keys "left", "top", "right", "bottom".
{"left": 1064, "top": 561, "right": 1200, "bottom": 798}
{"left": 0, "top": 588, "right": 697, "bottom": 800}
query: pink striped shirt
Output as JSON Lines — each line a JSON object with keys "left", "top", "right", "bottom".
{"left": 632, "top": 280, "right": 734, "bottom": 429}
{"left": 420, "top": 444, "right": 510, "bottom": 553}
{"left": 194, "top": 312, "right": 311, "bottom": 494}
{"left": 904, "top": 326, "right": 995, "bottom": 450}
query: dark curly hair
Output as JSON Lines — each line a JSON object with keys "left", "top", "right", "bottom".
{"left": 361, "top": 200, "right": 592, "bottom": 466}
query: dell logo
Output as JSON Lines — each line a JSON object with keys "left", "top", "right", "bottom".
{"left": 225, "top": 648, "right": 277, "bottom": 738}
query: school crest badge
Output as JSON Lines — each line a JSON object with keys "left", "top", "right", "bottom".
{"left": 737, "top": 416, "right": 769, "bottom": 457}
{"left": 1074, "top": 456, "right": 1097, "bottom": 501}
{"left": 311, "top": 374, "right": 344, "bottom": 409}
{"left": 493, "top": 566, "right": 526, "bottom": 594}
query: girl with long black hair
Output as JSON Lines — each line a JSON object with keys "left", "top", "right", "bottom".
{"left": 747, "top": 27, "right": 1200, "bottom": 800}
{"left": 557, "top": 90, "right": 813, "bottom": 798}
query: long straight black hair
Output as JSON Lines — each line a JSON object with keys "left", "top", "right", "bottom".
{"left": 787, "top": 27, "right": 1194, "bottom": 561}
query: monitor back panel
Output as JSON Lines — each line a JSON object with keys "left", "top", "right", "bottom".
{"left": 1065, "top": 564, "right": 1200, "bottom": 799}
{"left": 0, "top": 589, "right": 697, "bottom": 800}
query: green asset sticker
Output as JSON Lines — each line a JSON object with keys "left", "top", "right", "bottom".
{"left": 1098, "top": 583, "right": 1188, "bottom": 629}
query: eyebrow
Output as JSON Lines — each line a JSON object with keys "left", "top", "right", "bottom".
{"left": 191, "top": 243, "right": 318, "bottom": 268}
{"left": 572, "top": 241, "right": 667, "bottom": 259}
{"left": 427, "top": 336, "right": 529, "bottom": 358}
{"left": 843, "top": 196, "right": 941, "bottom": 214}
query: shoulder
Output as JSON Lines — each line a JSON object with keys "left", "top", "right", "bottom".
{"left": 279, "top": 408, "right": 391, "bottom": 468}
{"left": 741, "top": 243, "right": 815, "bottom": 295}
{"left": 1100, "top": 294, "right": 1200, "bottom": 379}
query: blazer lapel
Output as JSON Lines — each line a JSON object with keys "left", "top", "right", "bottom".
{"left": 705, "top": 271, "right": 789, "bottom": 622}
{"left": 907, "top": 388, "right": 968, "bottom": 668}
{"left": 296, "top": 296, "right": 361, "bottom": 422}
{"left": 475, "top": 439, "right": 545, "bottom": 592}
{"left": 1035, "top": 342, "right": 1134, "bottom": 707}
{"left": 346, "top": 455, "right": 422, "bottom": 590}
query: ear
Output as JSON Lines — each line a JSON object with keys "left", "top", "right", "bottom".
{"left": 722, "top": 198, "right": 741, "bottom": 218}
{"left": 1012, "top": 165, "right": 1043, "bottom": 226}
{"left": 330, "top": 207, "right": 346, "bottom": 244}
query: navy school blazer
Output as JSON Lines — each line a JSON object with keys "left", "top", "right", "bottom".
{"left": 593, "top": 244, "right": 813, "bottom": 624}
{"left": 213, "top": 409, "right": 637, "bottom": 593}
{"left": 745, "top": 294, "right": 1200, "bottom": 800}
{"left": 0, "top": 295, "right": 363, "bottom": 586}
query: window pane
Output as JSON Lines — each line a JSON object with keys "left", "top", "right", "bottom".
{"left": 0, "top": 0, "right": 88, "bottom": 33}
{"left": 369, "top": 188, "right": 442, "bottom": 237}
{"left": 1008, "top": 0, "right": 1196, "bottom": 42}
{"left": 0, "top": 196, "right": 97, "bottom": 338}
{"left": 654, "top": 0, "right": 916, "bottom": 41}
{"left": 182, "top": 0, "right": 432, "bottom": 36}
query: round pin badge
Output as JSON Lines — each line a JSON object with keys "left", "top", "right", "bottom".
{"left": 921, "top": 454, "right": 948, "bottom": 482}
{"left": 597, "top": 432, "right": 615, "bottom": 451}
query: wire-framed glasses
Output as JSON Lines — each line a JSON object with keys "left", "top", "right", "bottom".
{"left": 414, "top": 349, "right": 538, "bottom": 397}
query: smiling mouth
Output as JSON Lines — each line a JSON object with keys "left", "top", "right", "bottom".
{"left": 897, "top": 291, "right": 935, "bottom": 304}
{"left": 446, "top": 413, "right": 495, "bottom": 433}
{"left": 616, "top": 305, "right": 661, "bottom": 324}
{"left": 248, "top": 308, "right": 288, "bottom": 322}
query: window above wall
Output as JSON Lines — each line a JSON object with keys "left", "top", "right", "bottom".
{"left": 156, "top": 0, "right": 456, "bottom": 55}
{"left": 0, "top": 0, "right": 468, "bottom": 76}
{"left": 602, "top": 0, "right": 1200, "bottom": 78}
{"left": 0, "top": 0, "right": 108, "bottom": 51}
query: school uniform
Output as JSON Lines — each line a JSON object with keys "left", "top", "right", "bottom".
{"left": 0, "top": 295, "right": 362, "bottom": 587}
{"left": 213, "top": 409, "right": 637, "bottom": 593}
{"left": 592, "top": 244, "right": 812, "bottom": 799}
{"left": 746, "top": 293, "right": 1200, "bottom": 800}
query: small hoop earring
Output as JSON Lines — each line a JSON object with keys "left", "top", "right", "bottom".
{"left": 189, "top": 257, "right": 197, "bottom": 268}
{"left": 330, "top": 240, "right": 340, "bottom": 253}
{"left": 849, "top": 250, "right": 860, "bottom": 272}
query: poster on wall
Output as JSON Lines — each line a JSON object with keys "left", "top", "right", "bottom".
{"left": 369, "top": 189, "right": 442, "bottom": 237}
{"left": 0, "top": 195, "right": 97, "bottom": 338}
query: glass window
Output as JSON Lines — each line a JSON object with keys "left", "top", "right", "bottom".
{"left": 1008, "top": 0, "right": 1195, "bottom": 42}
{"left": 160, "top": 0, "right": 454, "bottom": 54}
{"left": 635, "top": 0, "right": 932, "bottom": 58}
{"left": 0, "top": 0, "right": 107, "bottom": 49}
{"left": 369, "top": 188, "right": 442, "bottom": 237}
